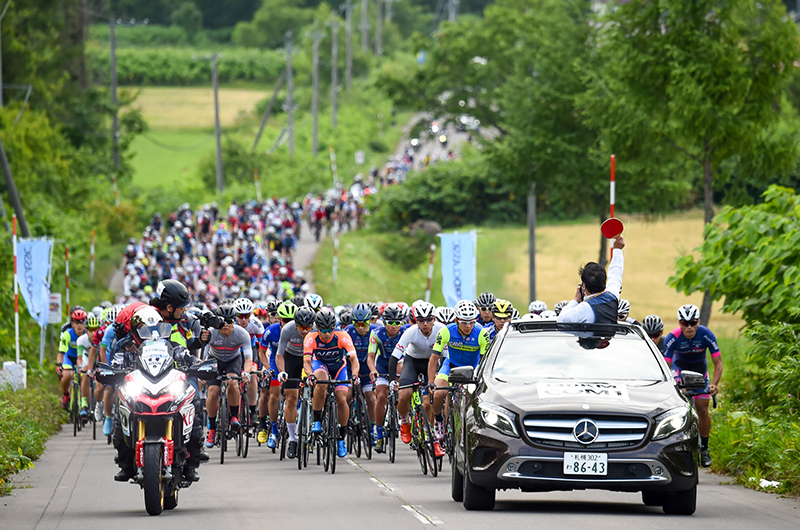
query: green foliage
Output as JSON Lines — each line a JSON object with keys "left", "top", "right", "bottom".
{"left": 670, "top": 186, "right": 800, "bottom": 324}
{"left": 114, "top": 0, "right": 260, "bottom": 30}
{"left": 86, "top": 45, "right": 284, "bottom": 86}
{"left": 377, "top": 231, "right": 438, "bottom": 271}
{"left": 172, "top": 3, "right": 204, "bottom": 43}
{"left": 88, "top": 23, "right": 191, "bottom": 47}
{"left": 232, "top": 0, "right": 315, "bottom": 49}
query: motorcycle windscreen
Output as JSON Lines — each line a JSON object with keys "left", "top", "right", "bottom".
{"left": 138, "top": 336, "right": 174, "bottom": 377}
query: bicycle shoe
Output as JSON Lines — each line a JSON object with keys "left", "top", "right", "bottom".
{"left": 434, "top": 418, "right": 445, "bottom": 440}
{"left": 94, "top": 401, "right": 104, "bottom": 422}
{"left": 267, "top": 433, "right": 278, "bottom": 449}
{"left": 434, "top": 441, "right": 445, "bottom": 458}
{"left": 400, "top": 423, "right": 411, "bottom": 444}
{"left": 311, "top": 421, "right": 322, "bottom": 433}
{"left": 700, "top": 449, "right": 712, "bottom": 468}
{"left": 103, "top": 416, "right": 113, "bottom": 436}
{"left": 375, "top": 438, "right": 384, "bottom": 454}
{"left": 205, "top": 429, "right": 216, "bottom": 448}
{"left": 230, "top": 416, "right": 240, "bottom": 430}
{"left": 257, "top": 429, "right": 268, "bottom": 444}
{"left": 287, "top": 441, "right": 298, "bottom": 459}
{"left": 61, "top": 395, "right": 69, "bottom": 410}
{"left": 337, "top": 440, "right": 347, "bottom": 458}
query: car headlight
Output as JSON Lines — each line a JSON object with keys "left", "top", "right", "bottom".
{"left": 652, "top": 407, "right": 690, "bottom": 440}
{"left": 478, "top": 402, "right": 519, "bottom": 438}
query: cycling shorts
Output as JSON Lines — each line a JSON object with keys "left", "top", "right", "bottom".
{"left": 311, "top": 358, "right": 349, "bottom": 391}
{"left": 672, "top": 368, "right": 711, "bottom": 400}
{"left": 399, "top": 356, "right": 430, "bottom": 392}
{"left": 282, "top": 354, "right": 304, "bottom": 390}
{"left": 62, "top": 354, "right": 80, "bottom": 371}
{"left": 359, "top": 374, "right": 374, "bottom": 393}
{"left": 207, "top": 357, "right": 243, "bottom": 387}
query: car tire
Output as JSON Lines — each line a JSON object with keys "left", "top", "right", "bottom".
{"left": 462, "top": 469, "right": 495, "bottom": 510}
{"left": 641, "top": 491, "right": 664, "bottom": 507}
{"left": 451, "top": 461, "right": 464, "bottom": 502}
{"left": 662, "top": 482, "right": 697, "bottom": 515}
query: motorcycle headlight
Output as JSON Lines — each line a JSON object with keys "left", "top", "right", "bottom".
{"left": 438, "top": 134, "right": 447, "bottom": 142}
{"left": 121, "top": 381, "right": 142, "bottom": 400}
{"left": 167, "top": 380, "right": 186, "bottom": 396}
{"left": 478, "top": 402, "right": 519, "bottom": 438}
{"left": 652, "top": 407, "right": 690, "bottom": 440}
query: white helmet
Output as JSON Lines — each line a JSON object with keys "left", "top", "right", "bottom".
{"left": 454, "top": 300, "right": 479, "bottom": 322}
{"left": 617, "top": 299, "right": 631, "bottom": 319}
{"left": 539, "top": 310, "right": 557, "bottom": 320}
{"left": 677, "top": 304, "right": 700, "bottom": 322}
{"left": 304, "top": 293, "right": 324, "bottom": 310}
{"left": 554, "top": 300, "right": 569, "bottom": 316}
{"left": 528, "top": 300, "right": 547, "bottom": 314}
{"left": 233, "top": 297, "right": 254, "bottom": 315}
{"left": 413, "top": 301, "right": 436, "bottom": 320}
{"left": 436, "top": 306, "right": 456, "bottom": 325}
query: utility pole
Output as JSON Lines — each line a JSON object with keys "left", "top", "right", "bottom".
{"left": 346, "top": 1, "right": 354, "bottom": 91}
{"left": 528, "top": 183, "right": 536, "bottom": 303}
{"left": 286, "top": 32, "right": 294, "bottom": 159}
{"left": 375, "top": 0, "right": 383, "bottom": 56}
{"left": 360, "top": 0, "right": 369, "bottom": 53}
{"left": 0, "top": 136, "right": 29, "bottom": 237}
{"left": 212, "top": 53, "right": 223, "bottom": 193}
{"left": 311, "top": 27, "right": 322, "bottom": 157}
{"left": 252, "top": 69, "right": 285, "bottom": 152}
{"left": 449, "top": 0, "right": 459, "bottom": 22}
{"left": 330, "top": 18, "right": 339, "bottom": 128}
{"left": 0, "top": 0, "right": 11, "bottom": 108}
{"left": 109, "top": 1, "right": 120, "bottom": 171}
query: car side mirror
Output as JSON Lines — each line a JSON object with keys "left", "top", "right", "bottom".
{"left": 187, "top": 359, "right": 218, "bottom": 381}
{"left": 449, "top": 365, "right": 475, "bottom": 384}
{"left": 678, "top": 370, "right": 706, "bottom": 390}
{"left": 94, "top": 362, "right": 128, "bottom": 386}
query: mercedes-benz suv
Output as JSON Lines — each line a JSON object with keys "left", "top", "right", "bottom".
{"left": 449, "top": 321, "right": 702, "bottom": 514}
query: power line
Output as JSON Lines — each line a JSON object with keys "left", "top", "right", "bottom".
{"left": 141, "top": 132, "right": 215, "bottom": 152}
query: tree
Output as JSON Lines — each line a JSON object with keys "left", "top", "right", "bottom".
{"left": 172, "top": 2, "right": 203, "bottom": 43}
{"left": 231, "top": 0, "right": 314, "bottom": 48}
{"left": 580, "top": 0, "right": 800, "bottom": 324}
{"left": 670, "top": 185, "right": 800, "bottom": 326}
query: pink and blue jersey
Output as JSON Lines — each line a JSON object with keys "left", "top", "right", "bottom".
{"left": 663, "top": 326, "right": 720, "bottom": 373}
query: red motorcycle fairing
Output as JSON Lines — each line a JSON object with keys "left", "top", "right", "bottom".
{"left": 120, "top": 370, "right": 195, "bottom": 416}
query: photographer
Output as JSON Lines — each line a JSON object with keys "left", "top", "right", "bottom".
{"left": 558, "top": 236, "right": 626, "bottom": 324}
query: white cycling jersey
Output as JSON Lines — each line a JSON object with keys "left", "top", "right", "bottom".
{"left": 391, "top": 322, "right": 444, "bottom": 360}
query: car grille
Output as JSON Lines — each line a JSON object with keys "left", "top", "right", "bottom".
{"left": 523, "top": 414, "right": 649, "bottom": 449}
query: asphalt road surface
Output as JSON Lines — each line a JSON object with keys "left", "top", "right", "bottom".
{"left": 3, "top": 425, "right": 800, "bottom": 530}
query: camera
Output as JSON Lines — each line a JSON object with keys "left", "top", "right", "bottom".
{"left": 199, "top": 310, "right": 225, "bottom": 330}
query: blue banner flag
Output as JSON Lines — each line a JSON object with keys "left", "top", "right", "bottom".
{"left": 16, "top": 238, "right": 52, "bottom": 327}
{"left": 439, "top": 231, "right": 476, "bottom": 308}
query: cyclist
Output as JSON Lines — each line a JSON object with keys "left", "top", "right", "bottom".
{"left": 276, "top": 305, "right": 316, "bottom": 459}
{"left": 429, "top": 299, "right": 491, "bottom": 457}
{"left": 663, "top": 304, "right": 723, "bottom": 468}
{"left": 344, "top": 303, "right": 380, "bottom": 444}
{"left": 484, "top": 299, "right": 513, "bottom": 341}
{"left": 234, "top": 297, "right": 265, "bottom": 424}
{"left": 388, "top": 301, "right": 443, "bottom": 446}
{"left": 304, "top": 309, "right": 359, "bottom": 458}
{"left": 476, "top": 292, "right": 496, "bottom": 325}
{"left": 367, "top": 303, "right": 406, "bottom": 453}
{"left": 304, "top": 293, "right": 324, "bottom": 312}
{"left": 528, "top": 300, "right": 547, "bottom": 315}
{"left": 642, "top": 314, "right": 666, "bottom": 353}
{"left": 201, "top": 304, "right": 254, "bottom": 449}
{"left": 558, "top": 235, "right": 626, "bottom": 324}
{"left": 75, "top": 313, "right": 101, "bottom": 420}
{"left": 57, "top": 308, "right": 88, "bottom": 411}
{"left": 257, "top": 301, "right": 295, "bottom": 447}
{"left": 617, "top": 299, "right": 640, "bottom": 325}
{"left": 435, "top": 306, "right": 456, "bottom": 325}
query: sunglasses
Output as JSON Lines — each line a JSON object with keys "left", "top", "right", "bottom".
{"left": 385, "top": 320, "right": 404, "bottom": 327}
{"left": 494, "top": 315, "right": 511, "bottom": 320}
{"left": 680, "top": 320, "right": 699, "bottom": 327}
{"left": 223, "top": 318, "right": 235, "bottom": 325}
{"left": 459, "top": 319, "right": 476, "bottom": 325}
{"left": 417, "top": 317, "right": 435, "bottom": 323}
{"left": 319, "top": 328, "right": 335, "bottom": 333}
{"left": 238, "top": 313, "right": 251, "bottom": 320}
{"left": 479, "top": 306, "right": 492, "bottom": 311}
{"left": 281, "top": 318, "right": 293, "bottom": 324}
{"left": 297, "top": 325, "right": 313, "bottom": 332}
{"left": 73, "top": 319, "right": 86, "bottom": 325}
{"left": 354, "top": 321, "right": 370, "bottom": 326}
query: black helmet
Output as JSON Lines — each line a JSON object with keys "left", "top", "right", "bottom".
{"left": 216, "top": 304, "right": 237, "bottom": 322}
{"left": 367, "top": 302, "right": 379, "bottom": 318}
{"left": 339, "top": 310, "right": 352, "bottom": 328}
{"left": 294, "top": 306, "right": 316, "bottom": 328}
{"left": 315, "top": 309, "right": 337, "bottom": 330}
{"left": 265, "top": 299, "right": 280, "bottom": 313}
{"left": 291, "top": 294, "right": 305, "bottom": 308}
{"left": 382, "top": 303, "right": 403, "bottom": 322}
{"left": 156, "top": 279, "right": 191, "bottom": 308}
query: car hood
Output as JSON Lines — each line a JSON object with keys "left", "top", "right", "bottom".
{"left": 486, "top": 378, "right": 683, "bottom": 418}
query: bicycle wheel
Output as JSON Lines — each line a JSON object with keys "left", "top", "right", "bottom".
{"left": 418, "top": 407, "right": 438, "bottom": 477}
{"left": 72, "top": 380, "right": 80, "bottom": 437}
{"left": 90, "top": 382, "right": 97, "bottom": 440}
{"left": 387, "top": 397, "right": 397, "bottom": 464}
{"left": 219, "top": 391, "right": 228, "bottom": 465}
{"left": 328, "top": 395, "right": 338, "bottom": 475}
{"left": 446, "top": 403, "right": 456, "bottom": 466}
{"left": 357, "top": 391, "right": 372, "bottom": 460}
{"left": 297, "top": 398, "right": 307, "bottom": 470}
{"left": 351, "top": 400, "right": 361, "bottom": 458}
{"left": 323, "top": 403, "right": 331, "bottom": 473}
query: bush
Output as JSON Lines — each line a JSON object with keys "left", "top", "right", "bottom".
{"left": 377, "top": 230, "right": 438, "bottom": 271}
{"left": 171, "top": 3, "right": 203, "bottom": 44}
{"left": 88, "top": 23, "right": 189, "bottom": 47}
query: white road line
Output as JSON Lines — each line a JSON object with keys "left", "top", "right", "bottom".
{"left": 402, "top": 505, "right": 431, "bottom": 525}
{"left": 346, "top": 457, "right": 360, "bottom": 468}
{"left": 370, "top": 477, "right": 393, "bottom": 492}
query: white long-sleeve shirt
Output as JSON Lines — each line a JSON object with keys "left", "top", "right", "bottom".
{"left": 558, "top": 249, "right": 625, "bottom": 324}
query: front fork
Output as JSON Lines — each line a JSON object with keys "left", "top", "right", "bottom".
{"left": 134, "top": 419, "right": 175, "bottom": 480}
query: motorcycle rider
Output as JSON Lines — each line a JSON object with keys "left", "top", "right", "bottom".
{"left": 112, "top": 306, "right": 205, "bottom": 483}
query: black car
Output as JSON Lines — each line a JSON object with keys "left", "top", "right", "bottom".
{"left": 449, "top": 321, "right": 705, "bottom": 514}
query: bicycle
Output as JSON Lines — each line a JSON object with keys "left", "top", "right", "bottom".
{"left": 380, "top": 374, "right": 399, "bottom": 463}
{"left": 215, "top": 373, "right": 243, "bottom": 465}
{"left": 348, "top": 382, "right": 372, "bottom": 460}
{"left": 236, "top": 373, "right": 252, "bottom": 459}
{"left": 399, "top": 374, "right": 438, "bottom": 477}
{"left": 312, "top": 377, "right": 352, "bottom": 475}
{"left": 284, "top": 378, "right": 312, "bottom": 469}
{"left": 434, "top": 384, "right": 462, "bottom": 471}
{"left": 69, "top": 370, "right": 83, "bottom": 437}
{"left": 88, "top": 374, "right": 98, "bottom": 440}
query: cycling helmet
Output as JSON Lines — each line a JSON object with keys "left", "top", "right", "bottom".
{"left": 540, "top": 310, "right": 557, "bottom": 320}
{"left": 291, "top": 294, "right": 305, "bottom": 308}
{"left": 677, "top": 304, "right": 700, "bottom": 322}
{"left": 130, "top": 306, "right": 163, "bottom": 343}
{"left": 253, "top": 301, "right": 269, "bottom": 317}
{"left": 86, "top": 314, "right": 100, "bottom": 329}
{"left": 382, "top": 304, "right": 404, "bottom": 323}
{"left": 492, "top": 299, "right": 513, "bottom": 318}
{"left": 155, "top": 279, "right": 191, "bottom": 308}
{"left": 277, "top": 301, "right": 297, "bottom": 320}
{"left": 295, "top": 306, "right": 316, "bottom": 327}
{"left": 102, "top": 305, "right": 122, "bottom": 325}
{"left": 91, "top": 306, "right": 104, "bottom": 318}
{"left": 435, "top": 306, "right": 456, "bottom": 325}
{"left": 304, "top": 293, "right": 324, "bottom": 311}
{"left": 216, "top": 304, "right": 237, "bottom": 322}
{"left": 617, "top": 299, "right": 631, "bottom": 319}
{"left": 477, "top": 292, "right": 496, "bottom": 308}
{"left": 413, "top": 301, "right": 436, "bottom": 320}
{"left": 339, "top": 310, "right": 352, "bottom": 327}
{"left": 367, "top": 302, "right": 380, "bottom": 318}
{"left": 528, "top": 300, "right": 547, "bottom": 314}
{"left": 642, "top": 315, "right": 665, "bottom": 336}
{"left": 315, "top": 309, "right": 337, "bottom": 331}
{"left": 266, "top": 299, "right": 280, "bottom": 314}
{"left": 233, "top": 297, "right": 255, "bottom": 315}
{"left": 71, "top": 308, "right": 87, "bottom": 322}
{"left": 511, "top": 307, "right": 520, "bottom": 320}
{"left": 100, "top": 300, "right": 113, "bottom": 309}
{"left": 553, "top": 300, "right": 569, "bottom": 316}
{"left": 351, "top": 303, "right": 372, "bottom": 323}
{"left": 454, "top": 300, "right": 479, "bottom": 321}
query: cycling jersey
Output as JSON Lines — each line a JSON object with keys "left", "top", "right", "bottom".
{"left": 433, "top": 322, "right": 490, "bottom": 369}
{"left": 391, "top": 322, "right": 444, "bottom": 360}
{"left": 242, "top": 316, "right": 265, "bottom": 340}
{"left": 483, "top": 322, "right": 499, "bottom": 341}
{"left": 368, "top": 326, "right": 404, "bottom": 374}
{"left": 277, "top": 321, "right": 308, "bottom": 358}
{"left": 663, "top": 326, "right": 720, "bottom": 373}
{"left": 59, "top": 328, "right": 82, "bottom": 362}
{"left": 259, "top": 322, "right": 282, "bottom": 373}
{"left": 344, "top": 323, "right": 380, "bottom": 364}
{"left": 303, "top": 331, "right": 356, "bottom": 364}
{"left": 204, "top": 325, "right": 253, "bottom": 362}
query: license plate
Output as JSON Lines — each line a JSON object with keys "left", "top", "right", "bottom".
{"left": 563, "top": 452, "right": 608, "bottom": 475}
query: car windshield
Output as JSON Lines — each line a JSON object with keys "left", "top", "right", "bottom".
{"left": 491, "top": 332, "right": 665, "bottom": 384}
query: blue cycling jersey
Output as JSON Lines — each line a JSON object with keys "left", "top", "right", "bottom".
{"left": 344, "top": 323, "right": 380, "bottom": 363}
{"left": 368, "top": 326, "right": 405, "bottom": 372}
{"left": 663, "top": 325, "right": 720, "bottom": 372}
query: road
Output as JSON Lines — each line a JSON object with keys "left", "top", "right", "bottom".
{"left": 3, "top": 426, "right": 799, "bottom": 530}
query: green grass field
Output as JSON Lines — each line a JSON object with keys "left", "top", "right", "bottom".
{"left": 313, "top": 210, "right": 744, "bottom": 338}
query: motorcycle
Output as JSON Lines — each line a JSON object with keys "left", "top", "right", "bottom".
{"left": 96, "top": 325, "right": 217, "bottom": 516}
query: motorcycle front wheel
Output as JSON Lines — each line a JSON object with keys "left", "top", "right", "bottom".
{"left": 143, "top": 443, "right": 164, "bottom": 516}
